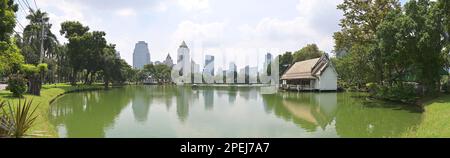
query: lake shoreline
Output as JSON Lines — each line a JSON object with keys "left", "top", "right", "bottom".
{"left": 0, "top": 83, "right": 122, "bottom": 138}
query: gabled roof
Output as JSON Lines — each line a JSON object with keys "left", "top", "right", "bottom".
{"left": 281, "top": 54, "right": 333, "bottom": 80}
{"left": 281, "top": 58, "right": 320, "bottom": 80}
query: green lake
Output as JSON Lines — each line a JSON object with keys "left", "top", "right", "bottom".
{"left": 48, "top": 85, "right": 423, "bottom": 138}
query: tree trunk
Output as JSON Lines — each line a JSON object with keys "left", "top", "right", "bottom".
{"left": 70, "top": 69, "right": 77, "bottom": 85}
{"left": 27, "top": 77, "right": 42, "bottom": 96}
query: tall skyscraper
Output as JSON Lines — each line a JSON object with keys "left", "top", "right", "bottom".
{"left": 227, "top": 62, "right": 237, "bottom": 83}
{"left": 177, "top": 41, "right": 190, "bottom": 75}
{"left": 263, "top": 52, "right": 273, "bottom": 74}
{"left": 133, "top": 41, "right": 151, "bottom": 69}
{"left": 204, "top": 55, "right": 215, "bottom": 76}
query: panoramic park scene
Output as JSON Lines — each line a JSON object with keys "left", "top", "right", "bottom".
{"left": 1, "top": 0, "right": 450, "bottom": 138}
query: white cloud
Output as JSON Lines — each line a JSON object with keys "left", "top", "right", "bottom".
{"left": 116, "top": 8, "right": 137, "bottom": 17}
{"left": 177, "top": 0, "right": 210, "bottom": 11}
{"left": 172, "top": 20, "right": 226, "bottom": 47}
{"left": 152, "top": 2, "right": 168, "bottom": 12}
{"left": 238, "top": 0, "right": 343, "bottom": 53}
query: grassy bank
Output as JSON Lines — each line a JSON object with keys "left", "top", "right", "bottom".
{"left": 403, "top": 94, "right": 450, "bottom": 137}
{"left": 0, "top": 83, "right": 107, "bottom": 137}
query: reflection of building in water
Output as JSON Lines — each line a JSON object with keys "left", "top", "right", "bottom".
{"left": 176, "top": 88, "right": 191, "bottom": 122}
{"left": 131, "top": 87, "right": 152, "bottom": 122}
{"left": 249, "top": 88, "right": 258, "bottom": 100}
{"left": 203, "top": 89, "right": 214, "bottom": 110}
{"left": 228, "top": 91, "right": 237, "bottom": 103}
{"left": 263, "top": 93, "right": 337, "bottom": 132}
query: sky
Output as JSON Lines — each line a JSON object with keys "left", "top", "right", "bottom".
{"left": 14, "top": 0, "right": 409, "bottom": 70}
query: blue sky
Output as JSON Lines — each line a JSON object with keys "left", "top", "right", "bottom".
{"left": 15, "top": 0, "right": 409, "bottom": 69}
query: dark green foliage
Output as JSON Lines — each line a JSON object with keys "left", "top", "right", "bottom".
{"left": 7, "top": 74, "right": 27, "bottom": 97}
{"left": 334, "top": 0, "right": 449, "bottom": 101}
{"left": 293, "top": 44, "right": 324, "bottom": 62}
{"left": 371, "top": 83, "right": 419, "bottom": 104}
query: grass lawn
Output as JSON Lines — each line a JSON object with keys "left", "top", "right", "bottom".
{"left": 0, "top": 83, "right": 106, "bottom": 137}
{"left": 403, "top": 94, "right": 450, "bottom": 137}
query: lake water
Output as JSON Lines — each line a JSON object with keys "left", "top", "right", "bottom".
{"left": 48, "top": 85, "right": 423, "bottom": 138}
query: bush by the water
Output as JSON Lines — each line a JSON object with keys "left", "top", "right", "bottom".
{"left": 443, "top": 81, "right": 450, "bottom": 94}
{"left": 7, "top": 74, "right": 27, "bottom": 97}
{"left": 367, "top": 82, "right": 418, "bottom": 104}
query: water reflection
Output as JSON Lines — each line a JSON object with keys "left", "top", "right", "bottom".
{"left": 49, "top": 86, "right": 422, "bottom": 138}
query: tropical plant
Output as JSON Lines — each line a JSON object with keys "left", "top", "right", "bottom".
{"left": 0, "top": 100, "right": 8, "bottom": 137}
{"left": 0, "top": 99, "right": 39, "bottom": 138}
{"left": 7, "top": 74, "right": 27, "bottom": 97}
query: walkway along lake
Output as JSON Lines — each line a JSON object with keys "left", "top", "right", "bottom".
{"left": 48, "top": 85, "right": 423, "bottom": 138}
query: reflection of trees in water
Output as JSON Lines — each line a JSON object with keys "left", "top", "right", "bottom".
{"left": 262, "top": 93, "right": 337, "bottom": 132}
{"left": 262, "top": 92, "right": 423, "bottom": 137}
{"left": 334, "top": 93, "right": 423, "bottom": 138}
{"left": 49, "top": 87, "right": 133, "bottom": 138}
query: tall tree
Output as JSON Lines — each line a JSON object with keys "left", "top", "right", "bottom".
{"left": 20, "top": 9, "right": 59, "bottom": 64}
{"left": 334, "top": 0, "right": 401, "bottom": 84}
{"left": 293, "top": 44, "right": 324, "bottom": 62}
{"left": 61, "top": 21, "right": 90, "bottom": 85}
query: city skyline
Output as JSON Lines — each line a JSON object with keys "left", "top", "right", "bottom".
{"left": 15, "top": 0, "right": 409, "bottom": 68}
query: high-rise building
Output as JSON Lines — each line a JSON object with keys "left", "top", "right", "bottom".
{"left": 227, "top": 62, "right": 237, "bottom": 83}
{"left": 164, "top": 54, "right": 174, "bottom": 67}
{"left": 263, "top": 53, "right": 273, "bottom": 74}
{"left": 133, "top": 41, "right": 151, "bottom": 69}
{"left": 204, "top": 55, "right": 215, "bottom": 76}
{"left": 177, "top": 41, "right": 190, "bottom": 75}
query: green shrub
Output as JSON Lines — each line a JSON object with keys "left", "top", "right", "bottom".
{"left": 7, "top": 74, "right": 27, "bottom": 97}
{"left": 374, "top": 82, "right": 418, "bottom": 104}
{"left": 443, "top": 82, "right": 450, "bottom": 94}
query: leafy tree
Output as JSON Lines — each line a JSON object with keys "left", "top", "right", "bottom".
{"left": 142, "top": 63, "right": 172, "bottom": 84}
{"left": 60, "top": 21, "right": 89, "bottom": 39}
{"left": 335, "top": 0, "right": 401, "bottom": 84}
{"left": 101, "top": 44, "right": 131, "bottom": 87}
{"left": 0, "top": 0, "right": 24, "bottom": 76}
{"left": 0, "top": 0, "right": 18, "bottom": 42}
{"left": 278, "top": 51, "right": 293, "bottom": 76}
{"left": 293, "top": 44, "right": 324, "bottom": 62}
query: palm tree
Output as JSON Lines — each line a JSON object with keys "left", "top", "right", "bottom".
{"left": 21, "top": 9, "right": 59, "bottom": 65}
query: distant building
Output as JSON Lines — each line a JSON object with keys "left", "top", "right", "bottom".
{"left": 263, "top": 53, "right": 273, "bottom": 74}
{"left": 227, "top": 62, "right": 237, "bottom": 83}
{"left": 204, "top": 55, "right": 215, "bottom": 76}
{"left": 163, "top": 54, "right": 174, "bottom": 67}
{"left": 177, "top": 41, "right": 190, "bottom": 75}
{"left": 133, "top": 41, "right": 151, "bottom": 69}
{"left": 191, "top": 60, "right": 200, "bottom": 74}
